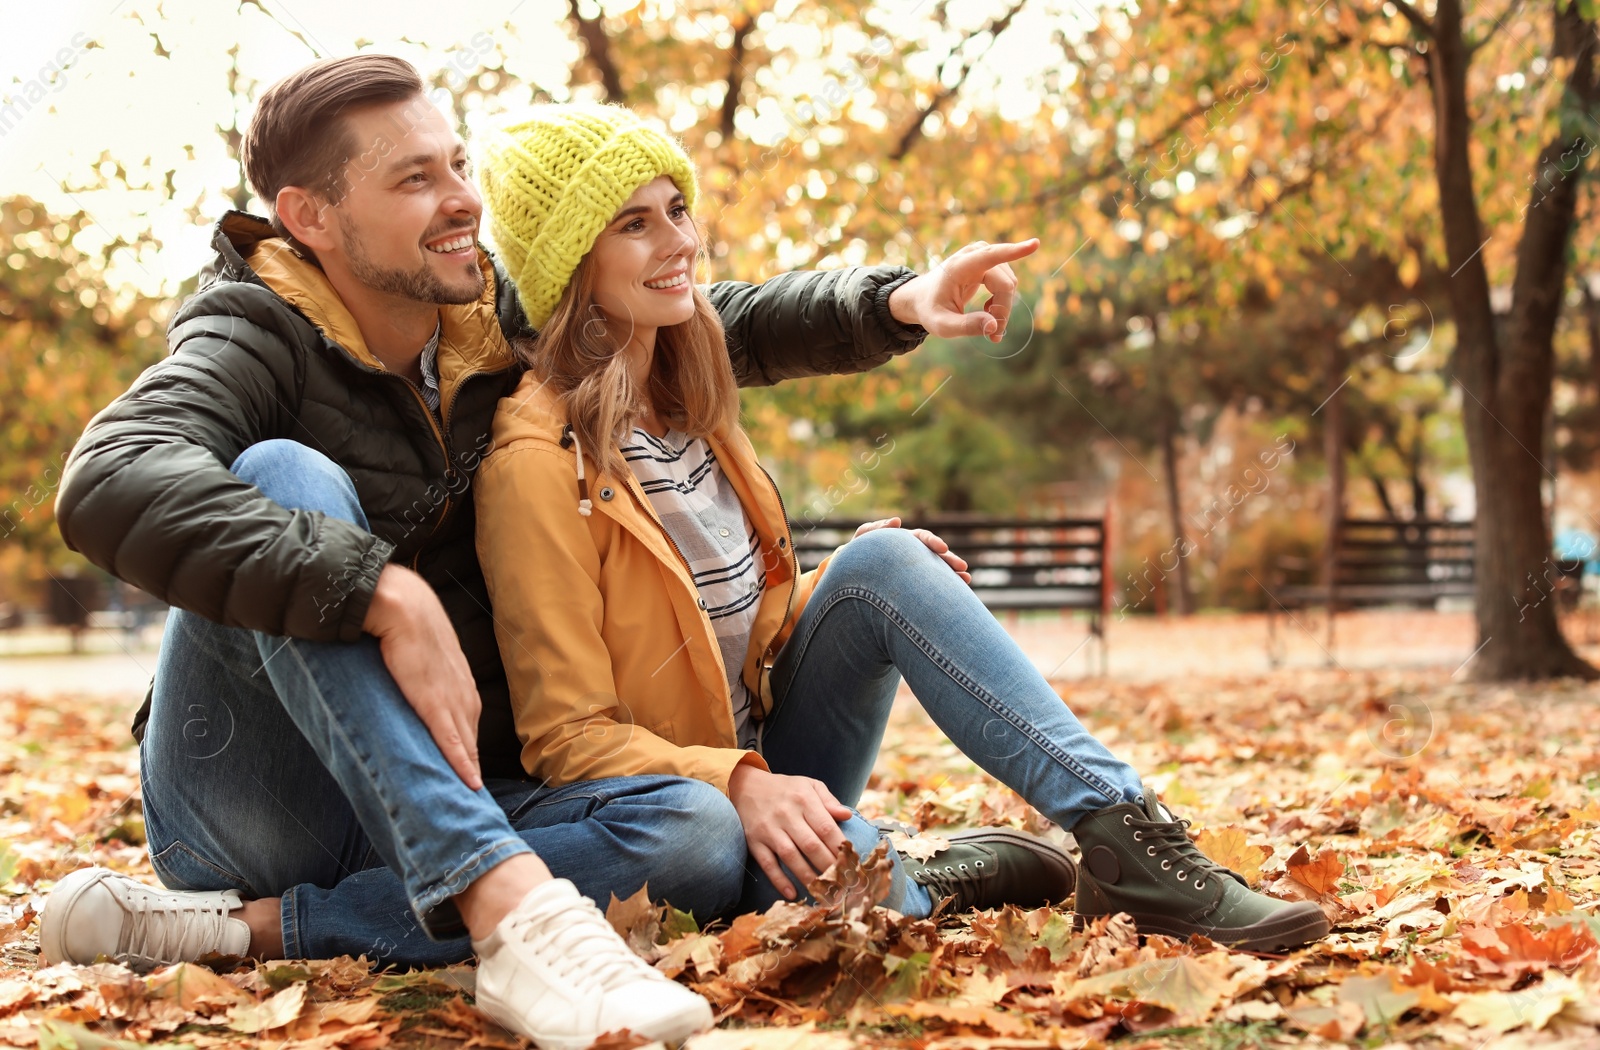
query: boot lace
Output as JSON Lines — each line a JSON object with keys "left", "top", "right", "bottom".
{"left": 509, "top": 896, "right": 664, "bottom": 991}
{"left": 1124, "top": 813, "right": 1232, "bottom": 892}
{"left": 121, "top": 891, "right": 237, "bottom": 965}
{"left": 911, "top": 858, "right": 987, "bottom": 909}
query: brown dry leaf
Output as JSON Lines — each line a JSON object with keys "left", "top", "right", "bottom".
{"left": 805, "top": 840, "right": 892, "bottom": 912}
{"left": 685, "top": 1024, "right": 856, "bottom": 1050}
{"left": 0, "top": 907, "right": 35, "bottom": 951}
{"left": 885, "top": 973, "right": 1029, "bottom": 1035}
{"left": 585, "top": 1030, "right": 655, "bottom": 1050}
{"left": 314, "top": 996, "right": 381, "bottom": 1025}
{"left": 1462, "top": 920, "right": 1599, "bottom": 973}
{"left": 1070, "top": 913, "right": 1140, "bottom": 978}
{"left": 1193, "top": 826, "right": 1268, "bottom": 886}
{"left": 1058, "top": 954, "right": 1234, "bottom": 1025}
{"left": 0, "top": 982, "right": 34, "bottom": 1019}
{"left": 1285, "top": 846, "right": 1345, "bottom": 895}
{"left": 1285, "top": 998, "right": 1365, "bottom": 1040}
{"left": 606, "top": 884, "right": 663, "bottom": 957}
{"left": 655, "top": 932, "right": 724, "bottom": 980}
{"left": 885, "top": 830, "right": 951, "bottom": 863}
{"left": 1450, "top": 974, "right": 1587, "bottom": 1033}
{"left": 1337, "top": 969, "right": 1420, "bottom": 1027}
{"left": 226, "top": 979, "right": 307, "bottom": 1033}
{"left": 143, "top": 963, "right": 248, "bottom": 1011}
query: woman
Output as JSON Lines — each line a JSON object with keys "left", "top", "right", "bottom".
{"left": 474, "top": 103, "right": 1329, "bottom": 952}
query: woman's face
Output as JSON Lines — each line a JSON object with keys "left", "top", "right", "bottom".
{"left": 588, "top": 175, "right": 699, "bottom": 339}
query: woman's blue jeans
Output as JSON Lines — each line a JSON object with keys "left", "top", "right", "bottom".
{"left": 139, "top": 441, "right": 748, "bottom": 968}
{"left": 740, "top": 526, "right": 1144, "bottom": 914}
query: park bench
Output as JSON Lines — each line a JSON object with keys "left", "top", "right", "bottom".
{"left": 790, "top": 516, "right": 1108, "bottom": 674}
{"left": 1264, "top": 518, "right": 1475, "bottom": 664}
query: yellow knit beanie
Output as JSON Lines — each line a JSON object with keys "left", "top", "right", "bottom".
{"left": 479, "top": 102, "right": 700, "bottom": 330}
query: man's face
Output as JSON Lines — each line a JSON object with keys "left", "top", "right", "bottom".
{"left": 325, "top": 98, "right": 485, "bottom": 306}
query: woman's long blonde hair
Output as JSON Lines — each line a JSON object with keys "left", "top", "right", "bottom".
{"left": 513, "top": 249, "right": 742, "bottom": 479}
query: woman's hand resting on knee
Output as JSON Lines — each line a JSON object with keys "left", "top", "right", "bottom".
{"left": 853, "top": 517, "right": 972, "bottom": 584}
{"left": 727, "top": 762, "right": 854, "bottom": 899}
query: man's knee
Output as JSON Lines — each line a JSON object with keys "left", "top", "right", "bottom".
{"left": 230, "top": 440, "right": 366, "bottom": 526}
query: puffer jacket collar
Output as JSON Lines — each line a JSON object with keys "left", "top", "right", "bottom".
{"left": 199, "top": 211, "right": 519, "bottom": 411}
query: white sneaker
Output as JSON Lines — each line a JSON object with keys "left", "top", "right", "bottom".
{"left": 39, "top": 867, "right": 251, "bottom": 971}
{"left": 472, "top": 878, "right": 712, "bottom": 1050}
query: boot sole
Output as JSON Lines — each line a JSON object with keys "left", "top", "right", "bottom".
{"left": 1074, "top": 901, "right": 1330, "bottom": 953}
{"left": 945, "top": 828, "right": 1078, "bottom": 904}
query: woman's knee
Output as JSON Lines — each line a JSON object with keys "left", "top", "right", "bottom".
{"left": 826, "top": 526, "right": 931, "bottom": 586}
{"left": 230, "top": 440, "right": 366, "bottom": 526}
{"left": 654, "top": 779, "right": 747, "bottom": 912}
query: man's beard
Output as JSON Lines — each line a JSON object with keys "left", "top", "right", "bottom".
{"left": 340, "top": 215, "right": 485, "bottom": 306}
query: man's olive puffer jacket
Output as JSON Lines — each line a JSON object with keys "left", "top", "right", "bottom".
{"left": 56, "top": 212, "right": 925, "bottom": 779}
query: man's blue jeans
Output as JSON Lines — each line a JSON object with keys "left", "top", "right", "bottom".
{"left": 740, "top": 526, "right": 1145, "bottom": 914}
{"left": 139, "top": 440, "right": 747, "bottom": 967}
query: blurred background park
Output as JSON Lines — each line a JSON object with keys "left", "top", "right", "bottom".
{"left": 3, "top": 0, "right": 1599, "bottom": 688}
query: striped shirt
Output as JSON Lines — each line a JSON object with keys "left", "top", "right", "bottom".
{"left": 623, "top": 427, "right": 764, "bottom": 748}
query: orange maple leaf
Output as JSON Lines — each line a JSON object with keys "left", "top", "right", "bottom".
{"left": 1285, "top": 846, "right": 1345, "bottom": 895}
{"left": 1463, "top": 922, "right": 1599, "bottom": 971}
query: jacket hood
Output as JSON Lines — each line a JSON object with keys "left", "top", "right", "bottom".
{"left": 199, "top": 211, "right": 519, "bottom": 404}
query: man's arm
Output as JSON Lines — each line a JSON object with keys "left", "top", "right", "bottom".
{"left": 703, "top": 239, "right": 1041, "bottom": 387}
{"left": 55, "top": 286, "right": 392, "bottom": 643}
{"left": 705, "top": 266, "right": 926, "bottom": 388}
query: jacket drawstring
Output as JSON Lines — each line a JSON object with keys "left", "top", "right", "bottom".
{"left": 561, "top": 425, "right": 594, "bottom": 517}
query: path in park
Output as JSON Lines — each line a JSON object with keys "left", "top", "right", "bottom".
{"left": 0, "top": 606, "right": 1552, "bottom": 707}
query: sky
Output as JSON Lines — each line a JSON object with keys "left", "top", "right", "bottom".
{"left": 0, "top": 0, "right": 1082, "bottom": 296}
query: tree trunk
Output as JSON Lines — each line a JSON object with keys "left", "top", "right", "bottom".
{"left": 1409, "top": 409, "right": 1428, "bottom": 519}
{"left": 1323, "top": 340, "right": 1346, "bottom": 610}
{"left": 1157, "top": 407, "right": 1192, "bottom": 615}
{"left": 1427, "top": 0, "right": 1596, "bottom": 679}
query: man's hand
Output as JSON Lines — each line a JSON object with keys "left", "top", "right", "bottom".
{"left": 363, "top": 564, "right": 484, "bottom": 790}
{"left": 888, "top": 239, "right": 1040, "bottom": 342}
{"left": 727, "top": 762, "right": 853, "bottom": 900}
{"left": 854, "top": 518, "right": 972, "bottom": 584}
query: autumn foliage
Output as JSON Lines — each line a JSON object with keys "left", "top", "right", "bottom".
{"left": 7, "top": 656, "right": 1600, "bottom": 1046}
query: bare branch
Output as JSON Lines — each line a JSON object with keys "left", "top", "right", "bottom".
{"left": 237, "top": 0, "right": 325, "bottom": 57}
{"left": 1468, "top": 0, "right": 1528, "bottom": 53}
{"left": 1389, "top": 0, "right": 1437, "bottom": 40}
{"left": 963, "top": 97, "right": 1216, "bottom": 216}
{"left": 891, "top": 0, "right": 1027, "bottom": 161}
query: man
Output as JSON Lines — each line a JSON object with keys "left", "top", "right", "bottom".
{"left": 42, "top": 55, "right": 1044, "bottom": 1048}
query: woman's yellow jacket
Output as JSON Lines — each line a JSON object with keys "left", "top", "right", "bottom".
{"left": 475, "top": 372, "right": 833, "bottom": 793}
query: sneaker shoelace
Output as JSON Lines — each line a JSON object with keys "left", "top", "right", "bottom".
{"left": 121, "top": 889, "right": 236, "bottom": 964}
{"left": 1123, "top": 812, "right": 1231, "bottom": 892}
{"left": 511, "top": 897, "right": 663, "bottom": 992}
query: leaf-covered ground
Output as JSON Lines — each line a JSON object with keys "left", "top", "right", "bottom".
{"left": 4, "top": 660, "right": 1600, "bottom": 1048}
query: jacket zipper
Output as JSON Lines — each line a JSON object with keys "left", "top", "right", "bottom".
{"left": 393, "top": 372, "right": 462, "bottom": 570}
{"left": 620, "top": 474, "right": 697, "bottom": 580}
{"left": 752, "top": 461, "right": 798, "bottom": 724}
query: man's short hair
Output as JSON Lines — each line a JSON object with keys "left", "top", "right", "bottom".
{"left": 241, "top": 54, "right": 426, "bottom": 250}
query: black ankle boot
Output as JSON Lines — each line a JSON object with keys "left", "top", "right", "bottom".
{"left": 1071, "top": 789, "right": 1329, "bottom": 952}
{"left": 900, "top": 828, "right": 1076, "bottom": 912}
